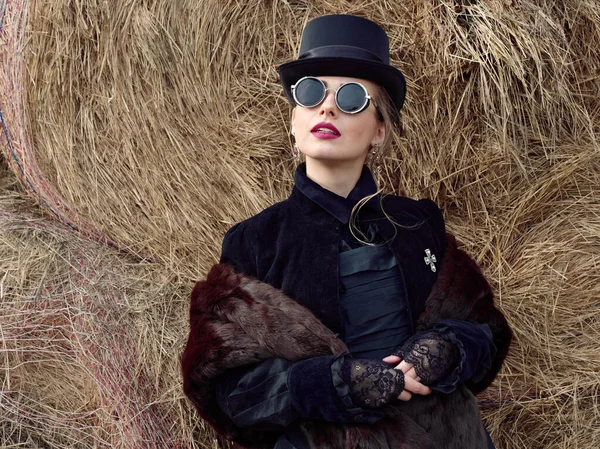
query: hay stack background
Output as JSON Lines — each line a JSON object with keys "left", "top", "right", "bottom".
{"left": 1, "top": 0, "right": 599, "bottom": 448}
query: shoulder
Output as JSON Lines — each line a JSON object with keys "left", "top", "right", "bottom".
{"left": 416, "top": 198, "right": 446, "bottom": 234}
{"left": 381, "top": 194, "right": 447, "bottom": 245}
{"left": 223, "top": 199, "right": 291, "bottom": 244}
{"left": 382, "top": 195, "right": 444, "bottom": 225}
{"left": 219, "top": 200, "right": 286, "bottom": 276}
{"left": 220, "top": 199, "right": 292, "bottom": 266}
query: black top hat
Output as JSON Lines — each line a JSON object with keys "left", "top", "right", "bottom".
{"left": 278, "top": 15, "right": 406, "bottom": 112}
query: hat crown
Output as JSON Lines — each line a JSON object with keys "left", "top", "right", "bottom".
{"left": 298, "top": 15, "right": 390, "bottom": 64}
{"left": 278, "top": 14, "right": 406, "bottom": 111}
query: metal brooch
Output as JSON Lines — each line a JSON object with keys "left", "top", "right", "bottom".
{"left": 424, "top": 249, "right": 437, "bottom": 272}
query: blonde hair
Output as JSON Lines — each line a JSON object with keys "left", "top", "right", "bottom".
{"left": 349, "top": 85, "right": 402, "bottom": 246}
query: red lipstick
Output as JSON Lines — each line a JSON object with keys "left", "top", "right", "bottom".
{"left": 311, "top": 122, "right": 341, "bottom": 139}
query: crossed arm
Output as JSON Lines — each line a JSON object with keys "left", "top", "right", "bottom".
{"left": 215, "top": 318, "right": 495, "bottom": 429}
{"left": 213, "top": 224, "right": 510, "bottom": 429}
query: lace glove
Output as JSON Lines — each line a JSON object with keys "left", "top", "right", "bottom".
{"left": 394, "top": 330, "right": 460, "bottom": 386}
{"left": 341, "top": 358, "right": 405, "bottom": 409}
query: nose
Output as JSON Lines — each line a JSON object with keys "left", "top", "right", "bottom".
{"left": 318, "top": 88, "right": 338, "bottom": 117}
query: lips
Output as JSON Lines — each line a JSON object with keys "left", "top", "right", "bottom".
{"left": 311, "top": 122, "right": 341, "bottom": 139}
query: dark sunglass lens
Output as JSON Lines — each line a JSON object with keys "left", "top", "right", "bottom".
{"left": 295, "top": 78, "right": 324, "bottom": 107}
{"left": 337, "top": 83, "right": 367, "bottom": 113}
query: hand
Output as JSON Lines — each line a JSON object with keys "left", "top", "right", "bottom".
{"left": 383, "top": 355, "right": 431, "bottom": 401}
{"left": 342, "top": 358, "right": 407, "bottom": 409}
{"left": 385, "top": 331, "right": 460, "bottom": 388}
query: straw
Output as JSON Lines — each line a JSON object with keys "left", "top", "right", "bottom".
{"left": 1, "top": 0, "right": 599, "bottom": 447}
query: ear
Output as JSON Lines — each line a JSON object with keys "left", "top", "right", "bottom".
{"left": 291, "top": 108, "right": 296, "bottom": 134}
{"left": 372, "top": 121, "right": 386, "bottom": 147}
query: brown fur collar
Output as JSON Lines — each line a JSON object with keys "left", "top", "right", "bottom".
{"left": 181, "top": 234, "right": 510, "bottom": 448}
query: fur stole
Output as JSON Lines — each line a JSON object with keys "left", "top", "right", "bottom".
{"left": 181, "top": 234, "right": 510, "bottom": 449}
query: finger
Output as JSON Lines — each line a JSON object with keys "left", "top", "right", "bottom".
{"left": 404, "top": 377, "right": 429, "bottom": 395}
{"left": 404, "top": 376, "right": 432, "bottom": 396}
{"left": 398, "top": 390, "right": 412, "bottom": 402}
{"left": 400, "top": 366, "right": 417, "bottom": 379}
{"left": 406, "top": 367, "right": 417, "bottom": 379}
{"left": 395, "top": 361, "right": 414, "bottom": 374}
{"left": 411, "top": 377, "right": 432, "bottom": 395}
{"left": 383, "top": 355, "right": 401, "bottom": 364}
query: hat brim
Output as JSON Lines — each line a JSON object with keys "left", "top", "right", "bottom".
{"left": 278, "top": 57, "right": 406, "bottom": 111}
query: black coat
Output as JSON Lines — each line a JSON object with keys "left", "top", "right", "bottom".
{"left": 220, "top": 172, "right": 509, "bottom": 380}
{"left": 220, "top": 181, "right": 447, "bottom": 345}
{"left": 182, "top": 166, "right": 512, "bottom": 448}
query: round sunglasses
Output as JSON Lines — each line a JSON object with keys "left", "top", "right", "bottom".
{"left": 291, "top": 76, "right": 377, "bottom": 114}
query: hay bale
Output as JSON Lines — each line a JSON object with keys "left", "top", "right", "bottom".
{"left": 0, "top": 159, "right": 206, "bottom": 448}
{"left": 1, "top": 0, "right": 599, "bottom": 447}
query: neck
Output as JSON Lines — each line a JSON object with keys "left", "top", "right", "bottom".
{"left": 304, "top": 158, "right": 364, "bottom": 198}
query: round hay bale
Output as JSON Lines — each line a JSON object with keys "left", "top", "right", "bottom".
{"left": 1, "top": 0, "right": 599, "bottom": 448}
{"left": 0, "top": 161, "right": 200, "bottom": 448}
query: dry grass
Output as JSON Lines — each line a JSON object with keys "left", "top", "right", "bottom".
{"left": 1, "top": 0, "right": 599, "bottom": 447}
{"left": 0, "top": 159, "right": 200, "bottom": 448}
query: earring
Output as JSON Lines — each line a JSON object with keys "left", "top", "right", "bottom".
{"left": 292, "top": 142, "right": 301, "bottom": 164}
{"left": 291, "top": 125, "right": 301, "bottom": 164}
{"left": 370, "top": 143, "right": 382, "bottom": 176}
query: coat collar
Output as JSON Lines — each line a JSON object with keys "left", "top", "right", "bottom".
{"left": 293, "top": 162, "right": 380, "bottom": 224}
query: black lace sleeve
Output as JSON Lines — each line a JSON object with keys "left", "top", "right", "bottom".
{"left": 341, "top": 358, "right": 405, "bottom": 409}
{"left": 394, "top": 330, "right": 460, "bottom": 386}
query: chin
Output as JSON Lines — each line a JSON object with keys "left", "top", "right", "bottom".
{"left": 304, "top": 154, "right": 366, "bottom": 166}
{"left": 302, "top": 141, "right": 367, "bottom": 163}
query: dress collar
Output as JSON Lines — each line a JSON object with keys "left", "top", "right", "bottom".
{"left": 293, "top": 162, "right": 380, "bottom": 223}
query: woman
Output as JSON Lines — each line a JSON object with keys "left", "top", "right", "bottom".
{"left": 182, "top": 14, "right": 511, "bottom": 449}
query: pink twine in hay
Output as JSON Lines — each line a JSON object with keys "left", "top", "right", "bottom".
{"left": 0, "top": 1, "right": 179, "bottom": 442}
{"left": 0, "top": 206, "right": 179, "bottom": 448}
{"left": 0, "top": 0, "right": 159, "bottom": 264}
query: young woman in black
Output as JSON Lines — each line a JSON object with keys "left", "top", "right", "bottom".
{"left": 182, "top": 14, "right": 511, "bottom": 449}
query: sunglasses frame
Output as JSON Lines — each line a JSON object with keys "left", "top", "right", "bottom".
{"left": 291, "top": 76, "right": 376, "bottom": 114}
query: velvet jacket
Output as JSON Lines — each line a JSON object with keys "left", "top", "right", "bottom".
{"left": 217, "top": 165, "right": 509, "bottom": 393}
{"left": 181, "top": 164, "right": 512, "bottom": 448}
{"left": 181, "top": 238, "right": 511, "bottom": 448}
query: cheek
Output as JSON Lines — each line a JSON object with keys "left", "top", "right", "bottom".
{"left": 294, "top": 114, "right": 311, "bottom": 137}
{"left": 349, "top": 117, "right": 378, "bottom": 141}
